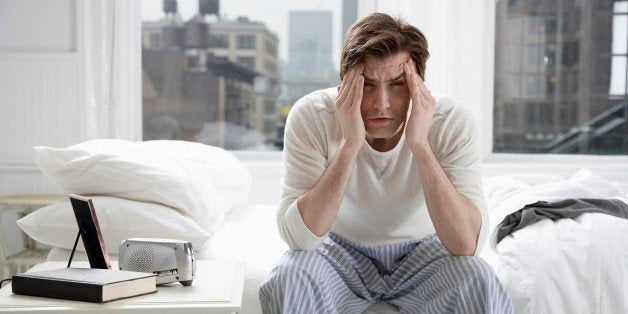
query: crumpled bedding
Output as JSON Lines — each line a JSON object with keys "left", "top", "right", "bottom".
{"left": 481, "top": 169, "right": 628, "bottom": 314}
{"left": 495, "top": 198, "right": 628, "bottom": 245}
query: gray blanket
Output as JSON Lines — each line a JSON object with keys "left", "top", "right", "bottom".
{"left": 495, "top": 198, "right": 628, "bottom": 244}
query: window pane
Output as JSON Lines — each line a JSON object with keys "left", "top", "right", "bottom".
{"left": 610, "top": 56, "right": 627, "bottom": 95}
{"left": 237, "top": 56, "right": 255, "bottom": 69}
{"left": 141, "top": 1, "right": 342, "bottom": 150}
{"left": 237, "top": 34, "right": 256, "bottom": 49}
{"left": 612, "top": 14, "right": 627, "bottom": 54}
{"left": 494, "top": 0, "right": 628, "bottom": 155}
{"left": 615, "top": 1, "right": 628, "bottom": 14}
{"left": 208, "top": 34, "right": 228, "bottom": 48}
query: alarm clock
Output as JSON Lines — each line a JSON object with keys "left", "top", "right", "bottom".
{"left": 118, "top": 238, "right": 195, "bottom": 286}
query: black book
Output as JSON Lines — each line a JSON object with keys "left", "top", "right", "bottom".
{"left": 11, "top": 267, "right": 157, "bottom": 303}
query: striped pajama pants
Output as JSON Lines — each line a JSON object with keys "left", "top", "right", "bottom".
{"left": 259, "top": 233, "right": 513, "bottom": 313}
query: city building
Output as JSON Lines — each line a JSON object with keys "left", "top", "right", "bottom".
{"left": 342, "top": 0, "right": 358, "bottom": 42}
{"left": 286, "top": 10, "right": 339, "bottom": 106}
{"left": 494, "top": 0, "right": 627, "bottom": 154}
{"left": 207, "top": 16, "right": 280, "bottom": 143}
{"left": 141, "top": 1, "right": 280, "bottom": 149}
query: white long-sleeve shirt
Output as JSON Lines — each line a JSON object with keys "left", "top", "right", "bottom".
{"left": 277, "top": 87, "right": 488, "bottom": 256}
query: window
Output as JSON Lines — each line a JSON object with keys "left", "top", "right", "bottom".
{"left": 187, "top": 55, "right": 200, "bottom": 68}
{"left": 140, "top": 0, "right": 626, "bottom": 157}
{"left": 264, "top": 39, "right": 277, "bottom": 56}
{"left": 237, "top": 35, "right": 256, "bottom": 49}
{"left": 264, "top": 59, "right": 276, "bottom": 74}
{"left": 264, "top": 120, "right": 276, "bottom": 134}
{"left": 494, "top": 0, "right": 628, "bottom": 155}
{"left": 546, "top": 75, "right": 556, "bottom": 95}
{"left": 141, "top": 0, "right": 341, "bottom": 151}
{"left": 264, "top": 100, "right": 276, "bottom": 114}
{"left": 237, "top": 56, "right": 255, "bottom": 69}
{"left": 208, "top": 34, "right": 229, "bottom": 48}
{"left": 149, "top": 33, "right": 160, "bottom": 49}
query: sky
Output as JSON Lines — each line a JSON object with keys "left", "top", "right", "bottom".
{"left": 141, "top": 0, "right": 343, "bottom": 70}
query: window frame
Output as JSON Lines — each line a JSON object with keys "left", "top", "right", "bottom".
{"left": 134, "top": 1, "right": 628, "bottom": 181}
{"left": 483, "top": 0, "right": 628, "bottom": 179}
{"left": 236, "top": 34, "right": 256, "bottom": 50}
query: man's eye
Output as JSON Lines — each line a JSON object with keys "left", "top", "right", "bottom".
{"left": 392, "top": 82, "right": 405, "bottom": 86}
{"left": 364, "top": 83, "right": 375, "bottom": 88}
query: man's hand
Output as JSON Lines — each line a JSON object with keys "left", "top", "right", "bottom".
{"left": 297, "top": 64, "right": 366, "bottom": 237}
{"left": 403, "top": 60, "right": 481, "bottom": 255}
{"left": 335, "top": 64, "right": 366, "bottom": 153}
{"left": 403, "top": 59, "right": 437, "bottom": 153}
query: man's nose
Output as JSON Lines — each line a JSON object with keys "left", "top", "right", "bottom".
{"left": 373, "top": 87, "right": 391, "bottom": 110}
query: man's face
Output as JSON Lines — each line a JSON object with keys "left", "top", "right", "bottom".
{"left": 360, "top": 51, "right": 411, "bottom": 142}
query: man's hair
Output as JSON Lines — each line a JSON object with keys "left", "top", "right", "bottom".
{"left": 341, "top": 13, "right": 429, "bottom": 80}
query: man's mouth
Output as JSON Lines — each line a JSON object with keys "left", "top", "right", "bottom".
{"left": 369, "top": 117, "right": 393, "bottom": 125}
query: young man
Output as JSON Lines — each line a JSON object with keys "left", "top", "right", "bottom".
{"left": 260, "top": 13, "right": 513, "bottom": 313}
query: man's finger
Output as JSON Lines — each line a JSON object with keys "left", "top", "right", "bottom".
{"left": 351, "top": 75, "right": 364, "bottom": 110}
{"left": 417, "top": 76, "right": 436, "bottom": 105}
{"left": 338, "top": 66, "right": 358, "bottom": 101}
{"left": 341, "top": 65, "right": 361, "bottom": 95}
{"left": 337, "top": 67, "right": 357, "bottom": 104}
{"left": 344, "top": 68, "right": 364, "bottom": 109}
{"left": 338, "top": 66, "right": 355, "bottom": 98}
{"left": 342, "top": 64, "right": 365, "bottom": 108}
{"left": 420, "top": 85, "right": 434, "bottom": 105}
{"left": 404, "top": 61, "right": 421, "bottom": 104}
{"left": 403, "top": 61, "right": 414, "bottom": 92}
{"left": 337, "top": 68, "right": 352, "bottom": 98}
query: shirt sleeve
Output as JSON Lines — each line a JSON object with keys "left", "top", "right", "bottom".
{"left": 429, "top": 101, "right": 488, "bottom": 256}
{"left": 276, "top": 97, "right": 330, "bottom": 251}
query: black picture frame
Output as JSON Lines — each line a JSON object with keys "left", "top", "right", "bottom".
{"left": 68, "top": 194, "right": 111, "bottom": 269}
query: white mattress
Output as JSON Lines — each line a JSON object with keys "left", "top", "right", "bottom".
{"left": 47, "top": 169, "right": 628, "bottom": 313}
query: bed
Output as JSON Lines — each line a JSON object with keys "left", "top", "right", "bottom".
{"left": 21, "top": 140, "right": 628, "bottom": 313}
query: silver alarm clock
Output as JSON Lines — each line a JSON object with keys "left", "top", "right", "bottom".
{"left": 118, "top": 238, "right": 195, "bottom": 286}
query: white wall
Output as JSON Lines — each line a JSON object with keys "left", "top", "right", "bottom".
{"left": 0, "top": 0, "right": 142, "bottom": 197}
{"left": 0, "top": 0, "right": 83, "bottom": 196}
{"left": 0, "top": 0, "right": 76, "bottom": 51}
{"left": 0, "top": 0, "right": 80, "bottom": 259}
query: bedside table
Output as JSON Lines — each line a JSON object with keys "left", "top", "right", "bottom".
{"left": 0, "top": 194, "right": 66, "bottom": 278}
{"left": 0, "top": 260, "right": 245, "bottom": 313}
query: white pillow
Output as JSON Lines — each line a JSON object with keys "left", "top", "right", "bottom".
{"left": 16, "top": 196, "right": 211, "bottom": 254}
{"left": 141, "top": 140, "right": 252, "bottom": 210}
{"left": 34, "top": 139, "right": 252, "bottom": 233}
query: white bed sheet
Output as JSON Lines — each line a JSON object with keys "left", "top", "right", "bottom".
{"left": 46, "top": 169, "right": 628, "bottom": 314}
{"left": 480, "top": 169, "right": 628, "bottom": 313}
{"left": 488, "top": 213, "right": 628, "bottom": 313}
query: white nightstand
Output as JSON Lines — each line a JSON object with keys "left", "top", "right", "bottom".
{"left": 0, "top": 194, "right": 66, "bottom": 278}
{"left": 0, "top": 260, "right": 245, "bottom": 313}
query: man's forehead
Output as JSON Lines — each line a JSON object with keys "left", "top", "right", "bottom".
{"left": 363, "top": 51, "right": 409, "bottom": 66}
{"left": 362, "top": 52, "right": 410, "bottom": 79}
{"left": 363, "top": 62, "right": 406, "bottom": 80}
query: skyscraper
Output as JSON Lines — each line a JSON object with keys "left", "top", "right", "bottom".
{"left": 342, "top": 0, "right": 358, "bottom": 43}
{"left": 286, "top": 11, "right": 339, "bottom": 105}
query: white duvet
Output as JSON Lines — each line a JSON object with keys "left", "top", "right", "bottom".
{"left": 47, "top": 169, "right": 628, "bottom": 313}
{"left": 481, "top": 169, "right": 628, "bottom": 314}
